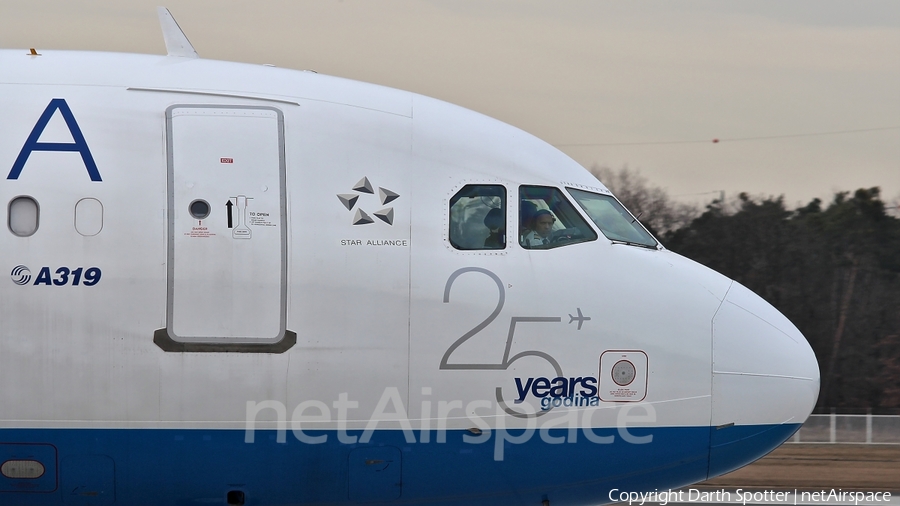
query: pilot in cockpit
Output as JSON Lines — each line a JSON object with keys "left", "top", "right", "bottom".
{"left": 522, "top": 209, "right": 555, "bottom": 248}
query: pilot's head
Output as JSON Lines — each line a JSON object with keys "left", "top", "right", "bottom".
{"left": 533, "top": 210, "right": 555, "bottom": 238}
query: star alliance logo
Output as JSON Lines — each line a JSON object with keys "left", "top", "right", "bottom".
{"left": 337, "top": 177, "right": 399, "bottom": 226}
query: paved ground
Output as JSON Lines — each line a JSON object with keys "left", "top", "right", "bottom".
{"left": 697, "top": 444, "right": 900, "bottom": 491}
{"left": 610, "top": 445, "right": 900, "bottom": 505}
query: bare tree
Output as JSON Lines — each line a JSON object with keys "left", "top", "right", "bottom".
{"left": 886, "top": 192, "right": 900, "bottom": 218}
{"left": 589, "top": 164, "right": 699, "bottom": 234}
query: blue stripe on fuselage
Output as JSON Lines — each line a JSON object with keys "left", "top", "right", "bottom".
{"left": 0, "top": 424, "right": 798, "bottom": 506}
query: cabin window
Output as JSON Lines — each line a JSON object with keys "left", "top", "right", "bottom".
{"left": 8, "top": 196, "right": 39, "bottom": 237}
{"left": 75, "top": 198, "right": 104, "bottom": 236}
{"left": 519, "top": 186, "right": 596, "bottom": 249}
{"left": 567, "top": 188, "right": 658, "bottom": 248}
{"left": 449, "top": 185, "right": 506, "bottom": 250}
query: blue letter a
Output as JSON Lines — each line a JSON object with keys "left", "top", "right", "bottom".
{"left": 7, "top": 98, "right": 102, "bottom": 182}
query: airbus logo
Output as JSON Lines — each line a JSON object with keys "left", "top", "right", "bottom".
{"left": 9, "top": 266, "right": 102, "bottom": 286}
{"left": 10, "top": 265, "right": 31, "bottom": 285}
{"left": 337, "top": 176, "right": 399, "bottom": 226}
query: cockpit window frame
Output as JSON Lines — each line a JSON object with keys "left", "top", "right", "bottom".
{"left": 518, "top": 185, "right": 597, "bottom": 250}
{"left": 447, "top": 184, "right": 508, "bottom": 252}
{"left": 565, "top": 187, "right": 660, "bottom": 249}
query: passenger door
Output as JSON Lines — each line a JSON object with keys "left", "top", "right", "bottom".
{"left": 156, "top": 105, "right": 293, "bottom": 351}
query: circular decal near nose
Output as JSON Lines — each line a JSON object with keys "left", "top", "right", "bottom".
{"left": 611, "top": 360, "right": 636, "bottom": 386}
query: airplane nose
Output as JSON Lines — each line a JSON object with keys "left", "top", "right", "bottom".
{"left": 708, "top": 281, "right": 820, "bottom": 478}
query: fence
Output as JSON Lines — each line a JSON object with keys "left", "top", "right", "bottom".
{"left": 789, "top": 414, "right": 900, "bottom": 444}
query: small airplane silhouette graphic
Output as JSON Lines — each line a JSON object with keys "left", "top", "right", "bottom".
{"left": 568, "top": 308, "right": 591, "bottom": 330}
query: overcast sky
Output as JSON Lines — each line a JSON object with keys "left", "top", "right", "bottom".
{"left": 3, "top": 0, "right": 898, "bottom": 208}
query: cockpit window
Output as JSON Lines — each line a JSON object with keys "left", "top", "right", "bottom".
{"left": 519, "top": 186, "right": 596, "bottom": 249}
{"left": 449, "top": 185, "right": 506, "bottom": 250}
{"left": 567, "top": 188, "right": 658, "bottom": 248}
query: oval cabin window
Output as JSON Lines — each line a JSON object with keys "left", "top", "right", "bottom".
{"left": 8, "top": 196, "right": 39, "bottom": 237}
{"left": 75, "top": 198, "right": 104, "bottom": 236}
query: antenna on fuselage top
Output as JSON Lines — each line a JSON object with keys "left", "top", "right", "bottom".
{"left": 157, "top": 7, "right": 199, "bottom": 58}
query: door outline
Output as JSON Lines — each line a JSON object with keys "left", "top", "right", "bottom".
{"left": 154, "top": 104, "right": 295, "bottom": 353}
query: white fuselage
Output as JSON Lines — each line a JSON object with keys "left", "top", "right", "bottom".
{"left": 0, "top": 49, "right": 819, "bottom": 506}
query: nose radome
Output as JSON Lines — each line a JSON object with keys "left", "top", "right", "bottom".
{"left": 708, "top": 281, "right": 820, "bottom": 478}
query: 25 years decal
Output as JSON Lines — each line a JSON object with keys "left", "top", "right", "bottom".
{"left": 441, "top": 267, "right": 591, "bottom": 418}
{"left": 10, "top": 265, "right": 102, "bottom": 286}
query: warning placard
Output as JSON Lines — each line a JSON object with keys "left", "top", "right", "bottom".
{"left": 185, "top": 227, "right": 216, "bottom": 238}
{"left": 599, "top": 350, "right": 648, "bottom": 402}
{"left": 249, "top": 211, "right": 277, "bottom": 227}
